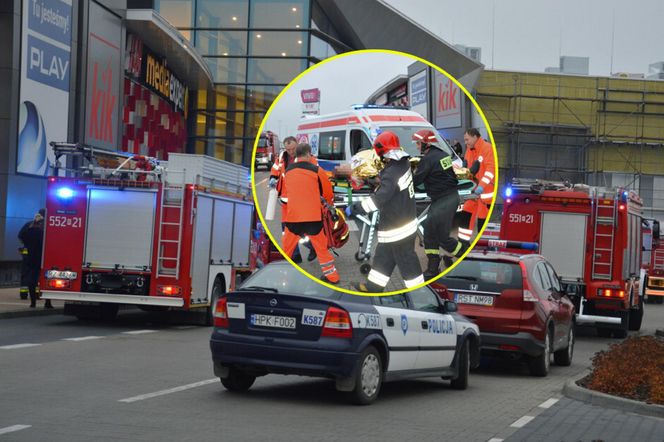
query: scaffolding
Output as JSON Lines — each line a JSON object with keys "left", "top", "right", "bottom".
{"left": 476, "top": 70, "right": 664, "bottom": 220}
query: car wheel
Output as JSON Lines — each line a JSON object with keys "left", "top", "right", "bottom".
{"left": 350, "top": 346, "right": 382, "bottom": 405}
{"left": 450, "top": 340, "right": 469, "bottom": 390}
{"left": 528, "top": 330, "right": 551, "bottom": 377}
{"left": 554, "top": 325, "right": 574, "bottom": 366}
{"left": 628, "top": 295, "right": 644, "bottom": 331}
{"left": 220, "top": 368, "right": 255, "bottom": 392}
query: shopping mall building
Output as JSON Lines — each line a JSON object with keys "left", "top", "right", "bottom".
{"left": 0, "top": 0, "right": 480, "bottom": 282}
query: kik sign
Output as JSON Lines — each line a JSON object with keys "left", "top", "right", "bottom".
{"left": 434, "top": 72, "right": 462, "bottom": 129}
{"left": 87, "top": 59, "right": 117, "bottom": 144}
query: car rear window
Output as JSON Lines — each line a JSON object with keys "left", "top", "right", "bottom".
{"left": 238, "top": 265, "right": 339, "bottom": 299}
{"left": 442, "top": 259, "right": 523, "bottom": 291}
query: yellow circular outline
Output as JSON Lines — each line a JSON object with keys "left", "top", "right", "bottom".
{"left": 251, "top": 49, "right": 498, "bottom": 296}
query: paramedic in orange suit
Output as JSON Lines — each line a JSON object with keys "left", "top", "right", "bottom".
{"left": 269, "top": 136, "right": 313, "bottom": 263}
{"left": 281, "top": 143, "right": 339, "bottom": 284}
{"left": 458, "top": 128, "right": 495, "bottom": 242}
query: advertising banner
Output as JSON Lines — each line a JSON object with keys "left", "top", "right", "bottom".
{"left": 301, "top": 88, "right": 320, "bottom": 115}
{"left": 434, "top": 70, "right": 462, "bottom": 129}
{"left": 17, "top": 0, "right": 73, "bottom": 176}
{"left": 409, "top": 70, "right": 428, "bottom": 119}
{"left": 84, "top": 1, "right": 122, "bottom": 151}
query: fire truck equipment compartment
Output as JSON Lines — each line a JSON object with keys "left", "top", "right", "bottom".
{"left": 84, "top": 188, "right": 157, "bottom": 270}
{"left": 540, "top": 212, "right": 588, "bottom": 282}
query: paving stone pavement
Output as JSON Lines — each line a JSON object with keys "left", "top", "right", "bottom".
{"left": 506, "top": 397, "right": 664, "bottom": 442}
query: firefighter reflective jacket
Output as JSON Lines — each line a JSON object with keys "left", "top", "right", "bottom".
{"left": 360, "top": 156, "right": 418, "bottom": 243}
{"left": 282, "top": 161, "right": 333, "bottom": 223}
{"left": 464, "top": 137, "right": 495, "bottom": 203}
{"left": 413, "top": 147, "right": 458, "bottom": 201}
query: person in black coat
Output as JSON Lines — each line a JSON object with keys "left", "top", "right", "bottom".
{"left": 18, "top": 210, "right": 51, "bottom": 308}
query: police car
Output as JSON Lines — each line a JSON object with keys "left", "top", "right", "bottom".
{"left": 209, "top": 261, "right": 480, "bottom": 405}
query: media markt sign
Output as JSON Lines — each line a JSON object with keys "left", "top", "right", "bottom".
{"left": 17, "top": 0, "right": 73, "bottom": 176}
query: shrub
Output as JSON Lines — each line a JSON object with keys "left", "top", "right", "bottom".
{"left": 582, "top": 336, "right": 664, "bottom": 405}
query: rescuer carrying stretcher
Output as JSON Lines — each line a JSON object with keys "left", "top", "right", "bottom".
{"left": 347, "top": 131, "right": 424, "bottom": 292}
{"left": 281, "top": 143, "right": 340, "bottom": 284}
{"left": 411, "top": 129, "right": 469, "bottom": 279}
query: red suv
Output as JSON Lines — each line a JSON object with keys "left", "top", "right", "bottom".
{"left": 433, "top": 245, "right": 575, "bottom": 376}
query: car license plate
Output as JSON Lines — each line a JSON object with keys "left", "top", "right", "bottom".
{"left": 250, "top": 314, "right": 296, "bottom": 329}
{"left": 454, "top": 293, "right": 494, "bottom": 306}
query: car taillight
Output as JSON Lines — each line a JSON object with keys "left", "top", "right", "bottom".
{"left": 321, "top": 306, "right": 352, "bottom": 338}
{"left": 597, "top": 288, "right": 625, "bottom": 298}
{"left": 213, "top": 296, "right": 229, "bottom": 328}
{"left": 47, "top": 279, "right": 70, "bottom": 289}
{"left": 520, "top": 262, "right": 538, "bottom": 302}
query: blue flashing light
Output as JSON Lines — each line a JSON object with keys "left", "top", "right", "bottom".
{"left": 505, "top": 187, "right": 513, "bottom": 198}
{"left": 56, "top": 187, "right": 74, "bottom": 199}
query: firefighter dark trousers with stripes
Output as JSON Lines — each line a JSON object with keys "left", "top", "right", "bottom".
{"left": 424, "top": 192, "right": 465, "bottom": 257}
{"left": 365, "top": 234, "right": 423, "bottom": 292}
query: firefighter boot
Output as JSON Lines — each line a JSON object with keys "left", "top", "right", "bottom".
{"left": 423, "top": 255, "right": 442, "bottom": 280}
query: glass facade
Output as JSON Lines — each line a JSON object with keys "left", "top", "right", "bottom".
{"left": 155, "top": 0, "right": 353, "bottom": 165}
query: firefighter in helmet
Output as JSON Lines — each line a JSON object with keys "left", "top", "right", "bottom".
{"left": 411, "top": 129, "right": 468, "bottom": 279}
{"left": 347, "top": 131, "right": 424, "bottom": 292}
{"left": 458, "top": 128, "right": 495, "bottom": 243}
{"left": 281, "top": 143, "right": 339, "bottom": 284}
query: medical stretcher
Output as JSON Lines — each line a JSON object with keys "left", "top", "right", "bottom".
{"left": 333, "top": 179, "right": 478, "bottom": 274}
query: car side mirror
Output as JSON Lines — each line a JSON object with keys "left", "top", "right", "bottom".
{"left": 443, "top": 300, "right": 458, "bottom": 313}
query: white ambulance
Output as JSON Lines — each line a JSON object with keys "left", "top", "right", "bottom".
{"left": 296, "top": 105, "right": 459, "bottom": 172}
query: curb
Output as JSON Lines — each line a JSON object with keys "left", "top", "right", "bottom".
{"left": 0, "top": 308, "right": 64, "bottom": 320}
{"left": 563, "top": 379, "right": 664, "bottom": 419}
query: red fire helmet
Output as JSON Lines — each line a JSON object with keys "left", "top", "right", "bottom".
{"left": 373, "top": 131, "right": 401, "bottom": 157}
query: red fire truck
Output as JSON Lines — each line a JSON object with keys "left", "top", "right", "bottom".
{"left": 255, "top": 131, "right": 279, "bottom": 170}
{"left": 500, "top": 179, "right": 645, "bottom": 338}
{"left": 41, "top": 144, "right": 261, "bottom": 323}
{"left": 643, "top": 218, "right": 664, "bottom": 303}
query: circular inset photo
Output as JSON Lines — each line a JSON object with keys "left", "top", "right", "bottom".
{"left": 252, "top": 50, "right": 497, "bottom": 295}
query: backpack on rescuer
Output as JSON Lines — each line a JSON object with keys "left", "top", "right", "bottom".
{"left": 321, "top": 198, "right": 350, "bottom": 249}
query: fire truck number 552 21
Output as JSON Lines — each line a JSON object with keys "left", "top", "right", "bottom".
{"left": 509, "top": 213, "right": 534, "bottom": 224}
{"left": 48, "top": 216, "right": 83, "bottom": 228}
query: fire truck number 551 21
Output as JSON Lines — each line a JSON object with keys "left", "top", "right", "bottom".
{"left": 48, "top": 216, "right": 83, "bottom": 228}
{"left": 509, "top": 213, "right": 534, "bottom": 224}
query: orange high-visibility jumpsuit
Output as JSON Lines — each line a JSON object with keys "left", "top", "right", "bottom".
{"left": 459, "top": 137, "right": 495, "bottom": 240}
{"left": 281, "top": 160, "right": 339, "bottom": 283}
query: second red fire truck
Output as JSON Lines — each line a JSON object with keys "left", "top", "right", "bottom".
{"left": 41, "top": 144, "right": 266, "bottom": 323}
{"left": 643, "top": 218, "right": 664, "bottom": 303}
{"left": 499, "top": 179, "right": 646, "bottom": 338}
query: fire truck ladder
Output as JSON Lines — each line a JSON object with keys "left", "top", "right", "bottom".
{"left": 156, "top": 178, "right": 186, "bottom": 279}
{"left": 591, "top": 191, "right": 617, "bottom": 280}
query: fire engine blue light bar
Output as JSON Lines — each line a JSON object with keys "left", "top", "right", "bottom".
{"left": 505, "top": 187, "right": 513, "bottom": 197}
{"left": 56, "top": 187, "right": 74, "bottom": 199}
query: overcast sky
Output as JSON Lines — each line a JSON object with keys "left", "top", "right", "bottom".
{"left": 265, "top": 0, "right": 663, "bottom": 137}
{"left": 264, "top": 52, "right": 413, "bottom": 137}
{"left": 385, "top": 0, "right": 663, "bottom": 75}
